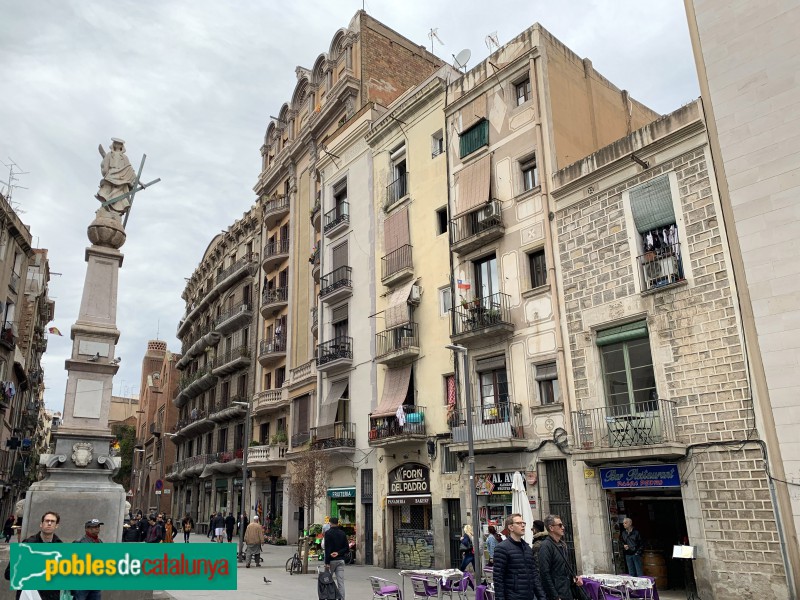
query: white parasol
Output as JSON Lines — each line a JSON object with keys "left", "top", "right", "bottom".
{"left": 511, "top": 471, "right": 534, "bottom": 544}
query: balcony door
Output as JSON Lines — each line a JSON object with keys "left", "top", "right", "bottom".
{"left": 474, "top": 254, "right": 499, "bottom": 303}
{"left": 478, "top": 364, "right": 509, "bottom": 421}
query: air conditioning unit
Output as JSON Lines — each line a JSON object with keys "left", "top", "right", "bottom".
{"left": 409, "top": 285, "right": 422, "bottom": 304}
{"left": 481, "top": 201, "right": 501, "bottom": 220}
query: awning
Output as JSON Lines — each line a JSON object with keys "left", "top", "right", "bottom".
{"left": 461, "top": 93, "right": 487, "bottom": 130}
{"left": 385, "top": 279, "right": 417, "bottom": 328}
{"left": 372, "top": 366, "right": 411, "bottom": 417}
{"left": 320, "top": 379, "right": 348, "bottom": 427}
{"left": 384, "top": 207, "right": 410, "bottom": 254}
{"left": 454, "top": 154, "right": 491, "bottom": 217}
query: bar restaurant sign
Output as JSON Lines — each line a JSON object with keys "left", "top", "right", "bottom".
{"left": 387, "top": 463, "right": 431, "bottom": 505}
{"left": 599, "top": 464, "right": 681, "bottom": 489}
{"left": 476, "top": 472, "right": 523, "bottom": 495}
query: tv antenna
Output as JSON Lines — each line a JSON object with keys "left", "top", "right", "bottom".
{"left": 428, "top": 28, "right": 444, "bottom": 54}
{"left": 485, "top": 31, "right": 500, "bottom": 53}
{"left": 452, "top": 49, "right": 471, "bottom": 73}
{"left": 1, "top": 158, "right": 29, "bottom": 202}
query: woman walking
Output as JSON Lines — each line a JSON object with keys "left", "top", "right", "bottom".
{"left": 164, "top": 517, "right": 175, "bottom": 543}
{"left": 459, "top": 524, "right": 475, "bottom": 572}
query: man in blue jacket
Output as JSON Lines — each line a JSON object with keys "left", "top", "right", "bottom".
{"left": 492, "top": 513, "right": 544, "bottom": 600}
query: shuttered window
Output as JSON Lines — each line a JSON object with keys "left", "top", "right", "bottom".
{"left": 332, "top": 242, "right": 348, "bottom": 269}
{"left": 460, "top": 120, "right": 489, "bottom": 158}
{"left": 629, "top": 176, "right": 675, "bottom": 233}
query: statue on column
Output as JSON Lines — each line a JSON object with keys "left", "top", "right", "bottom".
{"left": 96, "top": 138, "right": 137, "bottom": 219}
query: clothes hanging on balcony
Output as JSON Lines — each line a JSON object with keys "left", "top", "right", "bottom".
{"left": 395, "top": 405, "right": 406, "bottom": 427}
{"left": 1, "top": 382, "right": 16, "bottom": 400}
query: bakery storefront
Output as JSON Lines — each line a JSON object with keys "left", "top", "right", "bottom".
{"left": 387, "top": 463, "right": 433, "bottom": 569}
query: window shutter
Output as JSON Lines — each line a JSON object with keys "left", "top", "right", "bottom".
{"left": 534, "top": 362, "right": 558, "bottom": 382}
{"left": 475, "top": 355, "right": 506, "bottom": 372}
{"left": 332, "top": 242, "right": 348, "bottom": 269}
{"left": 331, "top": 304, "right": 348, "bottom": 324}
{"left": 384, "top": 207, "right": 410, "bottom": 253}
{"left": 459, "top": 120, "right": 489, "bottom": 158}
{"left": 630, "top": 176, "right": 675, "bottom": 233}
{"left": 596, "top": 321, "right": 648, "bottom": 346}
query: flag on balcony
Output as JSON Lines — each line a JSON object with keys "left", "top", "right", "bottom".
{"left": 48, "top": 326, "right": 63, "bottom": 336}
{"left": 457, "top": 280, "right": 470, "bottom": 290}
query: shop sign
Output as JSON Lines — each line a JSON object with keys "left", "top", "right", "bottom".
{"left": 599, "top": 464, "right": 681, "bottom": 489}
{"left": 475, "top": 471, "right": 524, "bottom": 495}
{"left": 386, "top": 495, "right": 431, "bottom": 506}
{"left": 328, "top": 487, "right": 356, "bottom": 498}
{"left": 388, "top": 463, "right": 430, "bottom": 496}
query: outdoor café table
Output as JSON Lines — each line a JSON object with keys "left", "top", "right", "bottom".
{"left": 581, "top": 574, "right": 658, "bottom": 600}
{"left": 399, "top": 568, "right": 463, "bottom": 600}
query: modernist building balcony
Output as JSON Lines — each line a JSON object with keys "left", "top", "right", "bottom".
{"left": 214, "top": 302, "right": 252, "bottom": 336}
{"left": 311, "top": 199, "right": 321, "bottom": 230}
{"left": 208, "top": 394, "right": 248, "bottom": 423}
{"left": 450, "top": 200, "right": 504, "bottom": 255}
{"left": 571, "top": 399, "right": 685, "bottom": 464}
{"left": 637, "top": 242, "right": 686, "bottom": 294}
{"left": 262, "top": 238, "right": 290, "bottom": 272}
{"left": 310, "top": 421, "right": 356, "bottom": 451}
{"left": 450, "top": 401, "right": 528, "bottom": 453}
{"left": 211, "top": 346, "right": 251, "bottom": 377}
{"left": 310, "top": 247, "right": 321, "bottom": 282}
{"left": 381, "top": 244, "right": 414, "bottom": 286}
{"left": 172, "top": 413, "right": 215, "bottom": 439}
{"left": 368, "top": 405, "right": 426, "bottom": 447}
{"left": 375, "top": 322, "right": 419, "bottom": 367}
{"left": 261, "top": 286, "right": 288, "bottom": 318}
{"left": 173, "top": 368, "right": 218, "bottom": 408}
{"left": 289, "top": 359, "right": 316, "bottom": 388}
{"left": 316, "top": 336, "right": 353, "bottom": 373}
{"left": 320, "top": 266, "right": 352, "bottom": 303}
{"left": 385, "top": 172, "right": 409, "bottom": 211}
{"left": 167, "top": 453, "right": 216, "bottom": 481}
{"left": 450, "top": 292, "right": 514, "bottom": 345}
{"left": 252, "top": 389, "right": 289, "bottom": 415}
{"left": 258, "top": 336, "right": 286, "bottom": 367}
{"left": 176, "top": 329, "right": 221, "bottom": 371}
{"left": 263, "top": 195, "right": 290, "bottom": 228}
{"left": 247, "top": 443, "right": 288, "bottom": 468}
{"left": 324, "top": 202, "right": 349, "bottom": 237}
{"left": 291, "top": 430, "right": 310, "bottom": 448}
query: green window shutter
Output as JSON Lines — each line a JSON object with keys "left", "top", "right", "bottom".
{"left": 629, "top": 175, "right": 675, "bottom": 233}
{"left": 459, "top": 120, "right": 489, "bottom": 158}
{"left": 596, "top": 321, "right": 648, "bottom": 346}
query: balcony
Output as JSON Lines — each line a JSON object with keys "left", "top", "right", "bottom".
{"left": 176, "top": 328, "right": 221, "bottom": 371}
{"left": 316, "top": 336, "right": 353, "bottom": 373}
{"left": 173, "top": 367, "right": 218, "bottom": 408}
{"left": 637, "top": 243, "right": 686, "bottom": 294}
{"left": 571, "top": 399, "right": 685, "bottom": 464}
{"left": 149, "top": 422, "right": 162, "bottom": 437}
{"left": 310, "top": 247, "right": 321, "bottom": 282}
{"left": 262, "top": 238, "right": 290, "bottom": 272}
{"left": 9, "top": 271, "right": 20, "bottom": 294}
{"left": 211, "top": 346, "right": 251, "bottom": 377}
{"left": 208, "top": 394, "right": 248, "bottom": 423}
{"left": 368, "top": 405, "right": 426, "bottom": 447}
{"left": 258, "top": 336, "right": 286, "bottom": 367}
{"left": 310, "top": 421, "right": 356, "bottom": 451}
{"left": 375, "top": 322, "right": 419, "bottom": 367}
{"left": 381, "top": 245, "right": 414, "bottom": 286}
{"left": 450, "top": 200, "right": 504, "bottom": 255}
{"left": 450, "top": 401, "right": 527, "bottom": 453}
{"left": 311, "top": 197, "right": 321, "bottom": 230}
{"left": 385, "top": 172, "right": 409, "bottom": 211}
{"left": 324, "top": 202, "right": 349, "bottom": 237}
{"left": 320, "top": 266, "right": 352, "bottom": 303}
{"left": 261, "top": 286, "right": 288, "bottom": 318}
{"left": 291, "top": 430, "right": 310, "bottom": 448}
{"left": 311, "top": 306, "right": 318, "bottom": 337}
{"left": 214, "top": 302, "right": 253, "bottom": 335}
{"left": 172, "top": 413, "right": 215, "bottom": 439}
{"left": 289, "top": 359, "right": 316, "bottom": 387}
{"left": 247, "top": 444, "right": 288, "bottom": 467}
{"left": 215, "top": 253, "right": 259, "bottom": 288}
{"left": 451, "top": 292, "right": 513, "bottom": 344}
{"left": 252, "top": 389, "right": 288, "bottom": 415}
{"left": 0, "top": 325, "right": 16, "bottom": 351}
{"left": 263, "top": 195, "right": 290, "bottom": 228}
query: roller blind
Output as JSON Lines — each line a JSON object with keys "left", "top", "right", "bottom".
{"left": 630, "top": 176, "right": 675, "bottom": 233}
{"left": 596, "top": 321, "right": 648, "bottom": 346}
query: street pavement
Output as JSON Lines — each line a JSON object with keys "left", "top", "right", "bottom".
{"left": 159, "top": 533, "right": 412, "bottom": 600}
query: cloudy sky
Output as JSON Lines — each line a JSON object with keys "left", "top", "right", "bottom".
{"left": 0, "top": 1, "right": 699, "bottom": 411}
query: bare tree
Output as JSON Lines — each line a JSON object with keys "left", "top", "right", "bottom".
{"left": 288, "top": 450, "right": 330, "bottom": 573}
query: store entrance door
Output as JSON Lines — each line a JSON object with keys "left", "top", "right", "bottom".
{"left": 446, "top": 499, "right": 462, "bottom": 568}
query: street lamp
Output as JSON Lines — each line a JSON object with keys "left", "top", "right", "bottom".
{"left": 232, "top": 400, "right": 250, "bottom": 561}
{"left": 446, "top": 343, "right": 482, "bottom": 577}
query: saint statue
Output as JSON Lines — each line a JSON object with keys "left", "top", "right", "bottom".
{"left": 96, "top": 138, "right": 137, "bottom": 218}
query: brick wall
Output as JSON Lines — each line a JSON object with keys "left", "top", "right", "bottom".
{"left": 557, "top": 147, "right": 787, "bottom": 596}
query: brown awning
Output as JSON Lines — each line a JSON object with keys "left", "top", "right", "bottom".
{"left": 454, "top": 154, "right": 491, "bottom": 217}
{"left": 385, "top": 278, "right": 416, "bottom": 328}
{"left": 384, "top": 207, "right": 410, "bottom": 254}
{"left": 319, "top": 380, "right": 348, "bottom": 427}
{"left": 372, "top": 366, "right": 411, "bottom": 417}
{"left": 461, "top": 93, "right": 487, "bottom": 130}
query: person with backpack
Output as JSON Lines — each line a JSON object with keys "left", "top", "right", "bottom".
{"left": 323, "top": 517, "right": 349, "bottom": 600}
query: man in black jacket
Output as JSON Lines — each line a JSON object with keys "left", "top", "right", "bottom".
{"left": 4, "top": 511, "right": 64, "bottom": 600}
{"left": 492, "top": 513, "right": 544, "bottom": 600}
{"left": 621, "top": 518, "right": 644, "bottom": 576}
{"left": 538, "top": 514, "right": 584, "bottom": 600}
{"left": 323, "top": 517, "right": 350, "bottom": 600}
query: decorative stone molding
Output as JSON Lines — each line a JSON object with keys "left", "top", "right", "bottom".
{"left": 40, "top": 454, "right": 67, "bottom": 468}
{"left": 71, "top": 442, "right": 94, "bottom": 467}
{"left": 97, "top": 455, "right": 121, "bottom": 472}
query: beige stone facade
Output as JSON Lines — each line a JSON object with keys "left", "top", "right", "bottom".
{"left": 553, "top": 100, "right": 789, "bottom": 599}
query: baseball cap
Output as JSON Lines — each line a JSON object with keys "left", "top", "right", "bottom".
{"left": 85, "top": 519, "right": 104, "bottom": 527}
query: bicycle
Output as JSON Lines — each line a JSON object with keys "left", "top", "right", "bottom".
{"left": 285, "top": 539, "right": 303, "bottom": 575}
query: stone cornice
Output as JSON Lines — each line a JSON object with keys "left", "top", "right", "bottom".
{"left": 366, "top": 78, "right": 446, "bottom": 146}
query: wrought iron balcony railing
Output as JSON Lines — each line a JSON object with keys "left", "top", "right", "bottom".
{"left": 320, "top": 266, "right": 352, "bottom": 298}
{"left": 369, "top": 405, "right": 426, "bottom": 443}
{"left": 262, "top": 286, "right": 288, "bottom": 306}
{"left": 324, "top": 202, "right": 349, "bottom": 233}
{"left": 636, "top": 242, "right": 686, "bottom": 292}
{"left": 310, "top": 421, "right": 356, "bottom": 450}
{"left": 451, "top": 292, "right": 512, "bottom": 337}
{"left": 386, "top": 172, "right": 409, "bottom": 209}
{"left": 381, "top": 244, "right": 413, "bottom": 281}
{"left": 449, "top": 200, "right": 503, "bottom": 248}
{"left": 316, "top": 336, "right": 353, "bottom": 366}
{"left": 450, "top": 401, "right": 524, "bottom": 444}
{"left": 571, "top": 399, "right": 678, "bottom": 450}
{"left": 376, "top": 322, "right": 419, "bottom": 358}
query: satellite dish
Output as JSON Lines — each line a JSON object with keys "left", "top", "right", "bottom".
{"left": 453, "top": 49, "right": 471, "bottom": 71}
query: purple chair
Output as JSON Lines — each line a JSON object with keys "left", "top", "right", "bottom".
{"left": 369, "top": 576, "right": 402, "bottom": 600}
{"left": 410, "top": 576, "right": 439, "bottom": 600}
{"left": 442, "top": 572, "right": 471, "bottom": 600}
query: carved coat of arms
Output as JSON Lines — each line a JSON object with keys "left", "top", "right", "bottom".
{"left": 71, "top": 442, "right": 94, "bottom": 467}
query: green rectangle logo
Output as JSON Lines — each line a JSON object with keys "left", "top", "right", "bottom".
{"left": 10, "top": 544, "right": 237, "bottom": 590}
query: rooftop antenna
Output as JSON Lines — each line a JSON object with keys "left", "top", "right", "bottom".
{"left": 453, "top": 49, "right": 471, "bottom": 73}
{"left": 428, "top": 28, "right": 444, "bottom": 54}
{"left": 485, "top": 31, "right": 500, "bottom": 53}
{"left": 1, "top": 158, "right": 29, "bottom": 202}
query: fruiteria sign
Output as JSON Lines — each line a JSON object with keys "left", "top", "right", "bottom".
{"left": 387, "top": 463, "right": 431, "bottom": 505}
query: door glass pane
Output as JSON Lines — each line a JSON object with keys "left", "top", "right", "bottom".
{"left": 627, "top": 339, "right": 653, "bottom": 368}
{"left": 480, "top": 371, "right": 495, "bottom": 408}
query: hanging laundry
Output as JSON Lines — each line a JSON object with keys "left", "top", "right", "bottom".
{"left": 396, "top": 404, "right": 406, "bottom": 427}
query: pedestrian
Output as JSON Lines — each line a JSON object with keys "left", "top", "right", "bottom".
{"left": 122, "top": 518, "right": 140, "bottom": 542}
{"left": 323, "top": 516, "right": 349, "bottom": 600}
{"left": 492, "top": 513, "right": 544, "bottom": 600}
{"left": 4, "top": 511, "right": 64, "bottom": 600}
{"left": 459, "top": 524, "right": 475, "bottom": 572}
{"left": 485, "top": 525, "right": 502, "bottom": 565}
{"left": 145, "top": 514, "right": 165, "bottom": 543}
{"left": 74, "top": 519, "right": 104, "bottom": 600}
{"left": 3, "top": 514, "right": 14, "bottom": 543}
{"left": 208, "top": 511, "right": 216, "bottom": 539}
{"left": 181, "top": 513, "right": 194, "bottom": 543}
{"left": 212, "top": 511, "right": 225, "bottom": 543}
{"left": 164, "top": 517, "right": 175, "bottom": 543}
{"left": 243, "top": 515, "right": 265, "bottom": 568}
{"left": 621, "top": 518, "right": 644, "bottom": 577}
{"left": 531, "top": 520, "right": 548, "bottom": 564}
{"left": 538, "top": 514, "right": 585, "bottom": 600}
{"left": 137, "top": 512, "right": 151, "bottom": 542}
{"left": 224, "top": 511, "right": 235, "bottom": 543}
